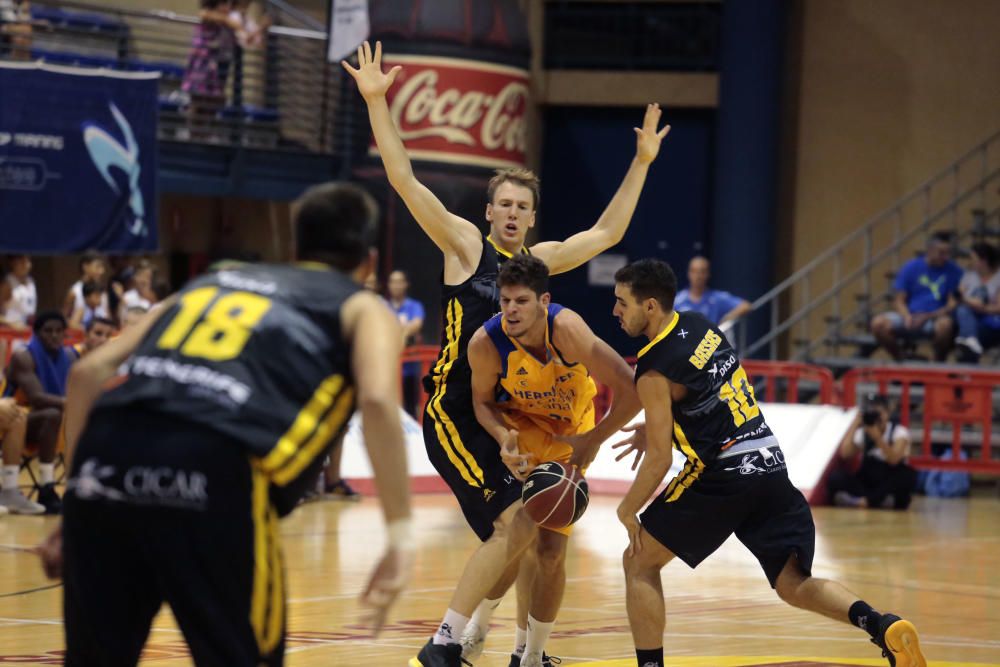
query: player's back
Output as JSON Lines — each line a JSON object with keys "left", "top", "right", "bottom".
{"left": 635, "top": 310, "right": 772, "bottom": 466}
{"left": 98, "top": 262, "right": 360, "bottom": 462}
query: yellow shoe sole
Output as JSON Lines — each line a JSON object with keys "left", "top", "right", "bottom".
{"left": 408, "top": 658, "right": 424, "bottom": 667}
{"left": 884, "top": 619, "right": 927, "bottom": 667}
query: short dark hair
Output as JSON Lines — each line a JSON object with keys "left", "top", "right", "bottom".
{"left": 82, "top": 281, "right": 102, "bottom": 298}
{"left": 497, "top": 254, "right": 549, "bottom": 296}
{"left": 79, "top": 250, "right": 104, "bottom": 271}
{"left": 86, "top": 316, "right": 115, "bottom": 332}
{"left": 293, "top": 182, "right": 379, "bottom": 271}
{"left": 929, "top": 230, "right": 954, "bottom": 245}
{"left": 971, "top": 242, "right": 999, "bottom": 270}
{"left": 33, "top": 310, "right": 67, "bottom": 333}
{"left": 614, "top": 259, "right": 678, "bottom": 311}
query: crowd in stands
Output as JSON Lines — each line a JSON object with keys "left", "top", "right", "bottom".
{"left": 870, "top": 233, "right": 1000, "bottom": 364}
{"left": 0, "top": 251, "right": 169, "bottom": 516}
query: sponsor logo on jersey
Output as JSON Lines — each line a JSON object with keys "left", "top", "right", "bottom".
{"left": 689, "top": 329, "right": 723, "bottom": 370}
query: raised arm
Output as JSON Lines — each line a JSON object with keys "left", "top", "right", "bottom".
{"left": 617, "top": 371, "right": 674, "bottom": 553}
{"left": 342, "top": 290, "right": 413, "bottom": 635}
{"left": 530, "top": 104, "right": 670, "bottom": 275}
{"left": 342, "top": 41, "right": 482, "bottom": 263}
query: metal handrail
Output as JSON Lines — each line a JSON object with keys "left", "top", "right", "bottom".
{"left": 2, "top": 0, "right": 344, "bottom": 155}
{"left": 735, "top": 130, "right": 1000, "bottom": 359}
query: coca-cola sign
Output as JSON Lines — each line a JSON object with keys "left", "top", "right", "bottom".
{"left": 374, "top": 55, "right": 529, "bottom": 169}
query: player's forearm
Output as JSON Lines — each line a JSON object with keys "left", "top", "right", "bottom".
{"left": 588, "top": 387, "right": 641, "bottom": 445}
{"left": 366, "top": 97, "right": 417, "bottom": 189}
{"left": 620, "top": 443, "right": 672, "bottom": 515}
{"left": 473, "top": 400, "right": 510, "bottom": 445}
{"left": 360, "top": 397, "right": 412, "bottom": 524}
{"left": 591, "top": 158, "right": 650, "bottom": 243}
{"left": 64, "top": 364, "right": 112, "bottom": 469}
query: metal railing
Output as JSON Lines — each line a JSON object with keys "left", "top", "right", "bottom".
{"left": 1, "top": 0, "right": 344, "bottom": 155}
{"left": 733, "top": 131, "right": 1000, "bottom": 360}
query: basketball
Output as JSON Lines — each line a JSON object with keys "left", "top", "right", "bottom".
{"left": 521, "top": 461, "right": 589, "bottom": 529}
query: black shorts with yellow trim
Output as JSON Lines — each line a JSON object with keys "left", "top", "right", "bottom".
{"left": 63, "top": 408, "right": 286, "bottom": 667}
{"left": 422, "top": 390, "right": 522, "bottom": 542}
{"left": 640, "top": 445, "right": 816, "bottom": 588}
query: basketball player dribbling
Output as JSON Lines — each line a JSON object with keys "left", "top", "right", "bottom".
{"left": 455, "top": 255, "right": 640, "bottom": 666}
{"left": 611, "top": 259, "right": 927, "bottom": 667}
{"left": 342, "top": 40, "right": 670, "bottom": 666}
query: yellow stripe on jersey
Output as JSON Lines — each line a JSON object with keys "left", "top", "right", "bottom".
{"left": 637, "top": 311, "right": 680, "bottom": 359}
{"left": 485, "top": 235, "right": 528, "bottom": 259}
{"left": 272, "top": 385, "right": 355, "bottom": 486}
{"left": 260, "top": 374, "right": 344, "bottom": 476}
{"left": 263, "top": 506, "right": 284, "bottom": 652}
{"left": 250, "top": 465, "right": 271, "bottom": 652}
{"left": 664, "top": 422, "right": 705, "bottom": 502}
{"left": 427, "top": 299, "right": 485, "bottom": 487}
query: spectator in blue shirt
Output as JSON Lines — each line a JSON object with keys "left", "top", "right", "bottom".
{"left": 871, "top": 231, "right": 962, "bottom": 361}
{"left": 674, "top": 256, "right": 751, "bottom": 328}
{"left": 387, "top": 270, "right": 425, "bottom": 416}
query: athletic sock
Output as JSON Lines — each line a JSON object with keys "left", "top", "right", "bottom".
{"left": 470, "top": 596, "right": 502, "bottom": 631}
{"left": 849, "top": 600, "right": 882, "bottom": 638}
{"left": 39, "top": 463, "right": 55, "bottom": 485}
{"left": 513, "top": 625, "right": 527, "bottom": 656}
{"left": 524, "top": 614, "right": 553, "bottom": 657}
{"left": 636, "top": 647, "right": 664, "bottom": 667}
{"left": 432, "top": 608, "right": 469, "bottom": 646}
{"left": 1, "top": 465, "right": 18, "bottom": 491}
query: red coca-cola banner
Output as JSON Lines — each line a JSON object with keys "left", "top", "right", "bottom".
{"left": 374, "top": 55, "right": 529, "bottom": 169}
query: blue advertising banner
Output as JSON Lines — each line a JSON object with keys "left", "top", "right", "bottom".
{"left": 0, "top": 62, "right": 159, "bottom": 253}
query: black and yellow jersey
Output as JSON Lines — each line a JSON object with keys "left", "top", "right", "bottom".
{"left": 426, "top": 235, "right": 530, "bottom": 401}
{"left": 97, "top": 263, "right": 359, "bottom": 477}
{"left": 634, "top": 310, "right": 771, "bottom": 467}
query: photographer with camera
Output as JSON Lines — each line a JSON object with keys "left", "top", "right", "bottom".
{"left": 829, "top": 395, "right": 917, "bottom": 510}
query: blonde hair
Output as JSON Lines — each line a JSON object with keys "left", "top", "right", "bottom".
{"left": 487, "top": 168, "right": 540, "bottom": 210}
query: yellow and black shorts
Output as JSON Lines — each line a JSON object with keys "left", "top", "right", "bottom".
{"left": 423, "top": 390, "right": 523, "bottom": 542}
{"left": 62, "top": 408, "right": 286, "bottom": 666}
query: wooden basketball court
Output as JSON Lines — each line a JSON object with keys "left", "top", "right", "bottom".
{"left": 1, "top": 493, "right": 998, "bottom": 666}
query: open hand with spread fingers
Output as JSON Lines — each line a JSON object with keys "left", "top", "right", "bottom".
{"left": 341, "top": 40, "right": 402, "bottom": 101}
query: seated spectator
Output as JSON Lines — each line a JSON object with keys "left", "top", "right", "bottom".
{"left": 68, "top": 281, "right": 108, "bottom": 331}
{"left": 871, "top": 231, "right": 963, "bottom": 361}
{"left": 386, "top": 270, "right": 425, "bottom": 417}
{"left": 63, "top": 250, "right": 110, "bottom": 323}
{"left": 0, "top": 0, "right": 33, "bottom": 61}
{"left": 119, "top": 261, "right": 157, "bottom": 322}
{"left": 70, "top": 317, "right": 116, "bottom": 359}
{"left": 3, "top": 311, "right": 71, "bottom": 514}
{"left": 828, "top": 395, "right": 917, "bottom": 510}
{"left": 674, "top": 256, "right": 751, "bottom": 331}
{"left": 121, "top": 305, "right": 150, "bottom": 332}
{"left": 0, "top": 391, "right": 45, "bottom": 514}
{"left": 0, "top": 255, "right": 37, "bottom": 331}
{"left": 955, "top": 242, "right": 1000, "bottom": 363}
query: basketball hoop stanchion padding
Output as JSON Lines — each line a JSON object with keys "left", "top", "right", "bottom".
{"left": 842, "top": 366, "right": 1000, "bottom": 474}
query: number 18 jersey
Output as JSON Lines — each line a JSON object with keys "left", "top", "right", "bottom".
{"left": 97, "top": 263, "right": 359, "bottom": 467}
{"left": 634, "top": 310, "right": 770, "bottom": 467}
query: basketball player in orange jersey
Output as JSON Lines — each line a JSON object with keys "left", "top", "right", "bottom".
{"left": 343, "top": 41, "right": 669, "bottom": 667}
{"left": 411, "top": 255, "right": 640, "bottom": 667}
{"left": 611, "top": 259, "right": 926, "bottom": 667}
